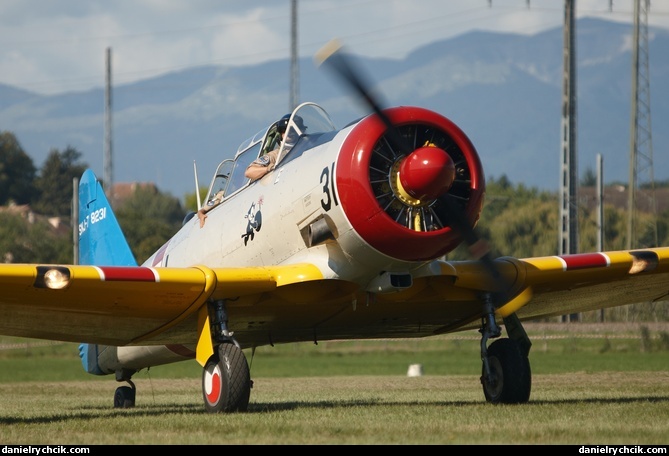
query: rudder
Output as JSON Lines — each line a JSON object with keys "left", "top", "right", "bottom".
{"left": 78, "top": 168, "right": 136, "bottom": 266}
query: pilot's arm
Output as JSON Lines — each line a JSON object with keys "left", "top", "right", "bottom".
{"left": 197, "top": 190, "right": 224, "bottom": 228}
{"left": 245, "top": 149, "right": 279, "bottom": 181}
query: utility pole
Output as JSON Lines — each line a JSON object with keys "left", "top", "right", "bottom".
{"left": 558, "top": 0, "right": 578, "bottom": 260}
{"left": 558, "top": 0, "right": 579, "bottom": 322}
{"left": 290, "top": 0, "right": 299, "bottom": 111}
{"left": 72, "top": 177, "right": 79, "bottom": 265}
{"left": 103, "top": 47, "right": 113, "bottom": 202}
{"left": 596, "top": 154, "right": 603, "bottom": 253}
{"left": 488, "top": 0, "right": 578, "bottom": 321}
{"left": 596, "top": 154, "right": 604, "bottom": 321}
{"left": 626, "top": 0, "right": 657, "bottom": 249}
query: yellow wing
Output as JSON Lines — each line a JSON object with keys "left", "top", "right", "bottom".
{"left": 0, "top": 263, "right": 323, "bottom": 346}
{"left": 1, "top": 247, "right": 668, "bottom": 350}
{"left": 441, "top": 247, "right": 669, "bottom": 332}
{"left": 499, "top": 248, "right": 669, "bottom": 320}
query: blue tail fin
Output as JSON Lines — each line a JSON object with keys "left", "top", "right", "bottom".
{"left": 78, "top": 168, "right": 137, "bottom": 266}
{"left": 78, "top": 169, "right": 137, "bottom": 376}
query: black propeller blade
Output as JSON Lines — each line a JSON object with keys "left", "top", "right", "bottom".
{"left": 314, "top": 39, "right": 513, "bottom": 306}
{"left": 314, "top": 40, "right": 409, "bottom": 159}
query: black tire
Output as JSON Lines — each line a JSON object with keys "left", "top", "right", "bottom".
{"left": 114, "top": 385, "right": 135, "bottom": 408}
{"left": 481, "top": 338, "right": 531, "bottom": 404}
{"left": 202, "top": 343, "right": 251, "bottom": 413}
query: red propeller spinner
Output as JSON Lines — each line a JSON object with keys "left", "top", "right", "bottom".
{"left": 398, "top": 146, "right": 456, "bottom": 201}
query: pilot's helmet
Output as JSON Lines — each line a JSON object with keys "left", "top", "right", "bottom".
{"left": 293, "top": 115, "right": 305, "bottom": 131}
{"left": 276, "top": 114, "right": 290, "bottom": 133}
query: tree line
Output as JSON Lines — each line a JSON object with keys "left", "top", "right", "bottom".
{"left": 0, "top": 130, "right": 187, "bottom": 263}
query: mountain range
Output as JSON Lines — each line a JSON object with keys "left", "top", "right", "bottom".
{"left": 1, "top": 17, "right": 668, "bottom": 201}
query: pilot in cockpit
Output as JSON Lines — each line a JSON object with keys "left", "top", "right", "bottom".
{"left": 244, "top": 114, "right": 290, "bottom": 182}
{"left": 284, "top": 114, "right": 305, "bottom": 150}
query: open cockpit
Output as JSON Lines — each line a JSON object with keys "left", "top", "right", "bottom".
{"left": 200, "top": 102, "right": 337, "bottom": 211}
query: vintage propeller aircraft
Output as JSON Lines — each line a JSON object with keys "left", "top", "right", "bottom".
{"left": 2, "top": 40, "right": 669, "bottom": 413}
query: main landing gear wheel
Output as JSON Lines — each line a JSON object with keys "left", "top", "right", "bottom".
{"left": 202, "top": 343, "right": 251, "bottom": 413}
{"left": 481, "top": 338, "right": 531, "bottom": 404}
{"left": 113, "top": 381, "right": 136, "bottom": 408}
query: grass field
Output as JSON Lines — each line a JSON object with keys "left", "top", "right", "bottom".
{"left": 0, "top": 323, "right": 668, "bottom": 445}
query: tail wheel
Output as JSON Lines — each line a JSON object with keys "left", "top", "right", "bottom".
{"left": 481, "top": 338, "right": 531, "bottom": 404}
{"left": 202, "top": 343, "right": 251, "bottom": 413}
{"left": 113, "top": 382, "right": 136, "bottom": 408}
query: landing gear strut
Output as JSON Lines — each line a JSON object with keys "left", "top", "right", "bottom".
{"left": 479, "top": 293, "right": 532, "bottom": 404}
{"left": 202, "top": 299, "right": 252, "bottom": 413}
{"left": 113, "top": 369, "right": 137, "bottom": 408}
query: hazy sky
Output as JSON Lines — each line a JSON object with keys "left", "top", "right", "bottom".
{"left": 0, "top": 0, "right": 666, "bottom": 95}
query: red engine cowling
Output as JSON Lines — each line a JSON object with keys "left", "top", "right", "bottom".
{"left": 335, "top": 106, "right": 485, "bottom": 262}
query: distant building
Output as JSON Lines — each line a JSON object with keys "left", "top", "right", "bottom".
{"left": 579, "top": 186, "right": 669, "bottom": 213}
{"left": 0, "top": 181, "right": 158, "bottom": 240}
{"left": 109, "top": 182, "right": 157, "bottom": 208}
{"left": 0, "top": 203, "right": 69, "bottom": 263}
{"left": 0, "top": 202, "right": 33, "bottom": 221}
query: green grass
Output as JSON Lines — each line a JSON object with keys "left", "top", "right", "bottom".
{"left": 0, "top": 323, "right": 668, "bottom": 444}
